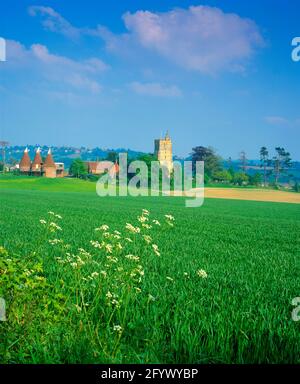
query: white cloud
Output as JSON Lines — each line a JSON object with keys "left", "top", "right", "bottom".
{"left": 28, "top": 5, "right": 264, "bottom": 75}
{"left": 265, "top": 116, "right": 290, "bottom": 125}
{"left": 265, "top": 116, "right": 300, "bottom": 127}
{"left": 100, "top": 6, "right": 264, "bottom": 74}
{"left": 28, "top": 6, "right": 81, "bottom": 40}
{"left": 129, "top": 81, "right": 182, "bottom": 97}
{"left": 4, "top": 40, "right": 108, "bottom": 93}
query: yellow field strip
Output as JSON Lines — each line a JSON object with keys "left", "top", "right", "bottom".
{"left": 168, "top": 188, "right": 300, "bottom": 204}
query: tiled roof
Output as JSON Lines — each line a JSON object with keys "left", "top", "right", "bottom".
{"left": 19, "top": 148, "right": 31, "bottom": 168}
{"left": 44, "top": 149, "right": 56, "bottom": 168}
{"left": 32, "top": 148, "right": 43, "bottom": 168}
{"left": 86, "top": 161, "right": 119, "bottom": 175}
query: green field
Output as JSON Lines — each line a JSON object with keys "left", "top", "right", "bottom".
{"left": 1, "top": 176, "right": 300, "bottom": 363}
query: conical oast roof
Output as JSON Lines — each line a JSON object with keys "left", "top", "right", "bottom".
{"left": 32, "top": 147, "right": 43, "bottom": 170}
{"left": 19, "top": 148, "right": 31, "bottom": 170}
{"left": 44, "top": 149, "right": 56, "bottom": 168}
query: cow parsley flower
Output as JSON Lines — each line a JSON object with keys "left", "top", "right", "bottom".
{"left": 143, "top": 235, "right": 152, "bottom": 244}
{"left": 165, "top": 214, "right": 175, "bottom": 221}
{"left": 152, "top": 219, "right": 161, "bottom": 226}
{"left": 125, "top": 254, "right": 140, "bottom": 262}
{"left": 152, "top": 244, "right": 160, "bottom": 256}
{"left": 113, "top": 325, "right": 123, "bottom": 334}
{"left": 138, "top": 215, "right": 148, "bottom": 223}
{"left": 49, "top": 222, "right": 62, "bottom": 231}
{"left": 197, "top": 269, "right": 208, "bottom": 278}
{"left": 90, "top": 240, "right": 101, "bottom": 249}
{"left": 126, "top": 223, "right": 140, "bottom": 233}
{"left": 98, "top": 224, "right": 109, "bottom": 231}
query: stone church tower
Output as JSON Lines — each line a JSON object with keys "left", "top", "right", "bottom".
{"left": 154, "top": 131, "right": 173, "bottom": 174}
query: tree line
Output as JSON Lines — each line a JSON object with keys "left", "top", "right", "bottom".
{"left": 69, "top": 146, "right": 298, "bottom": 191}
{"left": 191, "top": 146, "right": 296, "bottom": 189}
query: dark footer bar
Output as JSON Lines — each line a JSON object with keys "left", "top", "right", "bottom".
{"left": 0, "top": 364, "right": 297, "bottom": 382}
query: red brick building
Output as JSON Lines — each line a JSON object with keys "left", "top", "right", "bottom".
{"left": 19, "top": 148, "right": 64, "bottom": 178}
{"left": 85, "top": 161, "right": 119, "bottom": 177}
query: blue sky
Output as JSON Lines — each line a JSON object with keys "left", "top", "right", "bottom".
{"left": 0, "top": 0, "right": 299, "bottom": 159}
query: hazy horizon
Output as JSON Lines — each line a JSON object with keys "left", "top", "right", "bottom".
{"left": 0, "top": 0, "right": 299, "bottom": 160}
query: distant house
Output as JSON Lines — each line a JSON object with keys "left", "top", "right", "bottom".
{"left": 85, "top": 161, "right": 119, "bottom": 177}
{"left": 18, "top": 148, "right": 64, "bottom": 178}
{"left": 55, "top": 163, "right": 64, "bottom": 177}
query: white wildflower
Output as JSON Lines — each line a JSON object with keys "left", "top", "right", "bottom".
{"left": 90, "top": 240, "right": 101, "bottom": 249}
{"left": 152, "top": 219, "right": 161, "bottom": 226}
{"left": 197, "top": 269, "right": 208, "bottom": 279}
{"left": 111, "top": 299, "right": 120, "bottom": 308}
{"left": 113, "top": 325, "right": 123, "bottom": 334}
{"left": 142, "top": 223, "right": 152, "bottom": 229}
{"left": 49, "top": 239, "right": 62, "bottom": 245}
{"left": 143, "top": 235, "right": 152, "bottom": 244}
{"left": 125, "top": 254, "right": 140, "bottom": 262}
{"left": 126, "top": 223, "right": 135, "bottom": 232}
{"left": 76, "top": 256, "right": 85, "bottom": 266}
{"left": 78, "top": 248, "right": 91, "bottom": 257}
{"left": 49, "top": 222, "right": 62, "bottom": 231}
{"left": 75, "top": 304, "right": 82, "bottom": 313}
{"left": 125, "top": 223, "right": 140, "bottom": 233}
{"left": 165, "top": 214, "right": 175, "bottom": 221}
{"left": 96, "top": 224, "right": 109, "bottom": 231}
{"left": 105, "top": 244, "right": 113, "bottom": 253}
{"left": 138, "top": 215, "right": 148, "bottom": 223}
{"left": 152, "top": 244, "right": 160, "bottom": 256}
{"left": 107, "top": 256, "right": 118, "bottom": 263}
